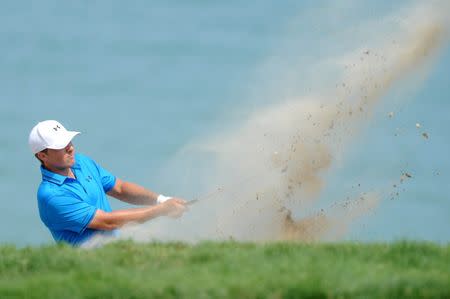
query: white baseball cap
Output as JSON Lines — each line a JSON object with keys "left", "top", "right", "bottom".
{"left": 28, "top": 120, "right": 80, "bottom": 154}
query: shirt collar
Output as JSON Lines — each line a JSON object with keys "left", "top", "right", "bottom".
{"left": 40, "top": 166, "right": 68, "bottom": 185}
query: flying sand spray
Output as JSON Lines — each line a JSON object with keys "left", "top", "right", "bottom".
{"left": 83, "top": 1, "right": 449, "bottom": 248}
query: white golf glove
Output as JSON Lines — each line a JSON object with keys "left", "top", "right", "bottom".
{"left": 157, "top": 194, "right": 172, "bottom": 204}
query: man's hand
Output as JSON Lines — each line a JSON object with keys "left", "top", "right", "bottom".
{"left": 160, "top": 198, "right": 188, "bottom": 218}
{"left": 88, "top": 197, "right": 189, "bottom": 230}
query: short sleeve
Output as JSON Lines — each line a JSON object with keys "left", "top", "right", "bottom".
{"left": 89, "top": 158, "right": 117, "bottom": 193}
{"left": 44, "top": 196, "right": 97, "bottom": 234}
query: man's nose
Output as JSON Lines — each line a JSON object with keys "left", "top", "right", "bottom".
{"left": 65, "top": 142, "right": 74, "bottom": 152}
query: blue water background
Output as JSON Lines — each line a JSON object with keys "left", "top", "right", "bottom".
{"left": 0, "top": 1, "right": 449, "bottom": 246}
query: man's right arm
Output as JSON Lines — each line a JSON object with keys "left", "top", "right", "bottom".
{"left": 88, "top": 198, "right": 187, "bottom": 230}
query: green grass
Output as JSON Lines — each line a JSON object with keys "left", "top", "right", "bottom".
{"left": 0, "top": 241, "right": 448, "bottom": 299}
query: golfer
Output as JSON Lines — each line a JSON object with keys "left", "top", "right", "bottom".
{"left": 29, "top": 120, "right": 187, "bottom": 246}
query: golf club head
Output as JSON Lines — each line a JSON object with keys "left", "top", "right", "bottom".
{"left": 186, "top": 199, "right": 199, "bottom": 205}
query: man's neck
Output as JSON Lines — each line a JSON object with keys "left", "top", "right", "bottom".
{"left": 43, "top": 165, "right": 75, "bottom": 179}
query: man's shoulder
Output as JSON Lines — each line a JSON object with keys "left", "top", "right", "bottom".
{"left": 75, "top": 153, "right": 97, "bottom": 167}
{"left": 75, "top": 152, "right": 90, "bottom": 163}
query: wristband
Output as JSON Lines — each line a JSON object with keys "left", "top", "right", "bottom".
{"left": 157, "top": 194, "right": 172, "bottom": 204}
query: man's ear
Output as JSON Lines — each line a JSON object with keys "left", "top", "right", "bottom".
{"left": 36, "top": 151, "right": 48, "bottom": 162}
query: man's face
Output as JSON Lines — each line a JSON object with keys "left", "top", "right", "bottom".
{"left": 38, "top": 142, "right": 76, "bottom": 170}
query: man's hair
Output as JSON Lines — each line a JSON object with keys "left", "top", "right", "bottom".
{"left": 35, "top": 149, "right": 48, "bottom": 165}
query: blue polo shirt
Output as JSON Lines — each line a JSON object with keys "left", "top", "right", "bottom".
{"left": 37, "top": 153, "right": 117, "bottom": 246}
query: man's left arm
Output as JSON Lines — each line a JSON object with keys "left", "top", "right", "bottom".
{"left": 107, "top": 178, "right": 161, "bottom": 205}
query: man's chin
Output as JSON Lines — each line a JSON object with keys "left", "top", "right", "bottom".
{"left": 67, "top": 157, "right": 75, "bottom": 167}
